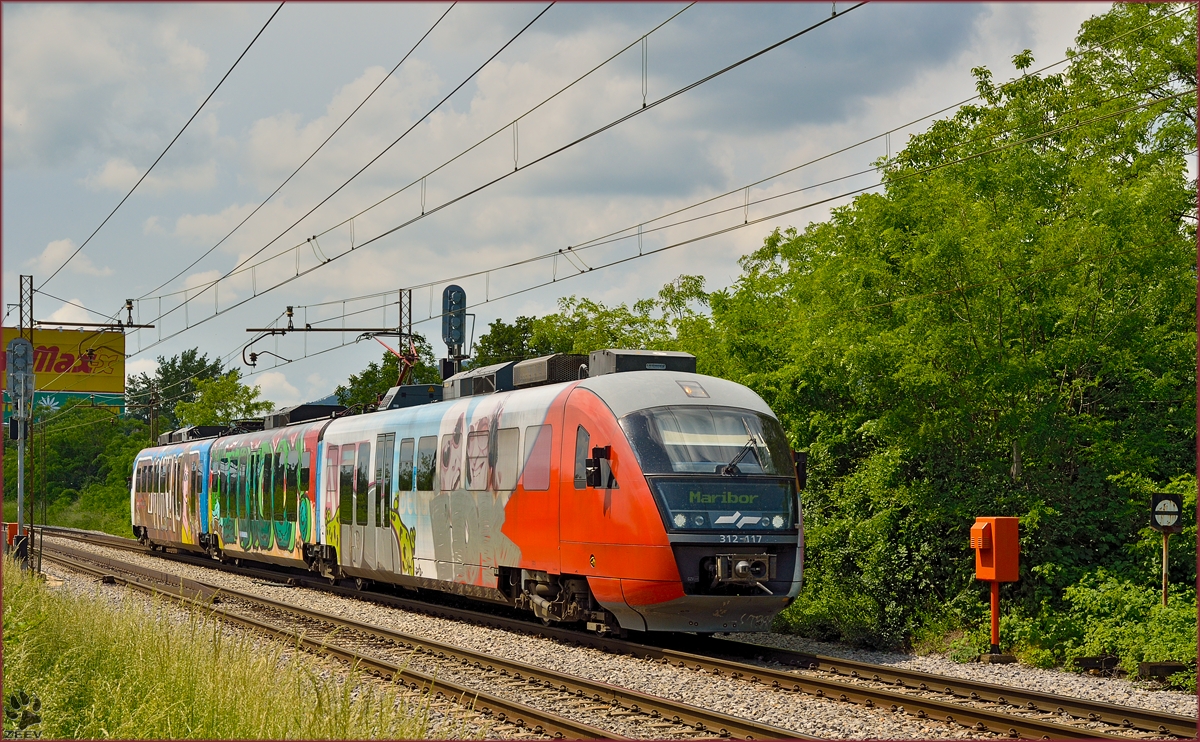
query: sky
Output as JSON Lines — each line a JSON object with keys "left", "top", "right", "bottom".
{"left": 2, "top": 2, "right": 1115, "bottom": 409}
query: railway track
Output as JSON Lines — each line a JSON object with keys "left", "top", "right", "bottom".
{"left": 40, "top": 540, "right": 808, "bottom": 741}
{"left": 37, "top": 526, "right": 1194, "bottom": 739}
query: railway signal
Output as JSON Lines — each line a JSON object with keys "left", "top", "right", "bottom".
{"left": 1149, "top": 492, "right": 1183, "bottom": 606}
{"left": 970, "top": 516, "right": 1018, "bottom": 662}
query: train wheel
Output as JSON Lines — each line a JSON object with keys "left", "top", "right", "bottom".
{"left": 355, "top": 577, "right": 371, "bottom": 591}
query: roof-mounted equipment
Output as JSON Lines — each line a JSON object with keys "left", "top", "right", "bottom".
{"left": 513, "top": 353, "right": 589, "bottom": 388}
{"left": 379, "top": 384, "right": 444, "bottom": 410}
{"left": 587, "top": 349, "right": 696, "bottom": 377}
{"left": 443, "top": 361, "right": 516, "bottom": 400}
{"left": 263, "top": 403, "right": 347, "bottom": 430}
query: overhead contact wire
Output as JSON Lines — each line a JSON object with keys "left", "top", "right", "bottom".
{"left": 137, "top": 2, "right": 457, "bottom": 303}
{"left": 37, "top": 2, "right": 285, "bottom": 292}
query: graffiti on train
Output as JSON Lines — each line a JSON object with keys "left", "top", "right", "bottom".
{"left": 210, "top": 425, "right": 312, "bottom": 556}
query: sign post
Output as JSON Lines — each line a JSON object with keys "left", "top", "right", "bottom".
{"left": 1150, "top": 493, "right": 1183, "bottom": 606}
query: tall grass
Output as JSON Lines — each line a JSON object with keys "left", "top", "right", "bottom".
{"left": 2, "top": 558, "right": 444, "bottom": 739}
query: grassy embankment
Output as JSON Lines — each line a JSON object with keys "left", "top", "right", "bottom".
{"left": 2, "top": 557, "right": 451, "bottom": 739}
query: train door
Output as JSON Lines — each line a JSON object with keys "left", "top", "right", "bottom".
{"left": 345, "top": 442, "right": 371, "bottom": 569}
{"left": 191, "top": 452, "right": 203, "bottom": 537}
{"left": 371, "top": 433, "right": 396, "bottom": 574}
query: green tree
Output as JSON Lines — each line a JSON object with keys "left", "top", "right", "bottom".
{"left": 125, "top": 348, "right": 224, "bottom": 429}
{"left": 174, "top": 370, "right": 274, "bottom": 426}
{"left": 688, "top": 3, "right": 1197, "bottom": 647}
{"left": 334, "top": 335, "right": 440, "bottom": 410}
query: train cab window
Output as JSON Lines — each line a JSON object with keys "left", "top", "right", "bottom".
{"left": 397, "top": 438, "right": 415, "bottom": 491}
{"left": 574, "top": 426, "right": 590, "bottom": 490}
{"left": 339, "top": 447, "right": 355, "bottom": 525}
{"left": 523, "top": 425, "right": 552, "bottom": 491}
{"left": 493, "top": 428, "right": 519, "bottom": 491}
{"left": 416, "top": 436, "right": 437, "bottom": 492}
{"left": 355, "top": 442, "right": 370, "bottom": 526}
{"left": 466, "top": 431, "right": 489, "bottom": 491}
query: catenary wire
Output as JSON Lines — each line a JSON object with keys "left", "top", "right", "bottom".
{"left": 137, "top": 3, "right": 694, "bottom": 305}
{"left": 293, "top": 63, "right": 1184, "bottom": 313}
{"left": 37, "top": 2, "right": 286, "bottom": 292}
{"left": 130, "top": 3, "right": 864, "bottom": 348}
{"left": 136, "top": 2, "right": 553, "bottom": 332}
{"left": 242, "top": 87, "right": 1195, "bottom": 375}
{"left": 142, "top": 0, "right": 1183, "bottom": 306}
{"left": 136, "top": 2, "right": 458, "bottom": 304}
{"left": 141, "top": 0, "right": 1178, "bottom": 314}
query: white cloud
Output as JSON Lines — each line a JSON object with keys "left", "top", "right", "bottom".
{"left": 173, "top": 203, "right": 256, "bottom": 243}
{"left": 143, "top": 216, "right": 166, "bottom": 236}
{"left": 82, "top": 157, "right": 218, "bottom": 194}
{"left": 25, "top": 238, "right": 113, "bottom": 278}
{"left": 43, "top": 299, "right": 93, "bottom": 325}
{"left": 253, "top": 370, "right": 301, "bottom": 408}
{"left": 125, "top": 357, "right": 159, "bottom": 382}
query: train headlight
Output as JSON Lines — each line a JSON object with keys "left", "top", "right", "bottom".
{"left": 693, "top": 515, "right": 705, "bottom": 527}
{"left": 772, "top": 515, "right": 785, "bottom": 529}
{"left": 674, "top": 513, "right": 687, "bottom": 528}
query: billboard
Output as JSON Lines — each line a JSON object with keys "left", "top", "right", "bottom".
{"left": 1, "top": 327, "right": 125, "bottom": 394}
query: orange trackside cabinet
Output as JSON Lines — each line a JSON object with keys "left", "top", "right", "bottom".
{"left": 971, "top": 517, "right": 1018, "bottom": 582}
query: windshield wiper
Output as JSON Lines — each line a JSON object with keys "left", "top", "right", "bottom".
{"left": 720, "top": 419, "right": 762, "bottom": 476}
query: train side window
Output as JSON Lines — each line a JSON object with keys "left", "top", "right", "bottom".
{"left": 273, "top": 447, "right": 286, "bottom": 521}
{"left": 238, "top": 455, "right": 248, "bottom": 519}
{"left": 439, "top": 433, "right": 461, "bottom": 491}
{"left": 493, "top": 428, "right": 519, "bottom": 490}
{"left": 356, "top": 442, "right": 370, "bottom": 526}
{"left": 325, "top": 445, "right": 339, "bottom": 523}
{"left": 300, "top": 440, "right": 311, "bottom": 495}
{"left": 147, "top": 462, "right": 154, "bottom": 514}
{"left": 339, "top": 447, "right": 355, "bottom": 525}
{"left": 574, "top": 426, "right": 590, "bottom": 490}
{"left": 523, "top": 425, "right": 552, "bottom": 491}
{"left": 466, "top": 431, "right": 489, "bottom": 491}
{"left": 416, "top": 436, "right": 437, "bottom": 492}
{"left": 191, "top": 454, "right": 202, "bottom": 508}
{"left": 397, "top": 438, "right": 414, "bottom": 491}
{"left": 286, "top": 439, "right": 299, "bottom": 522}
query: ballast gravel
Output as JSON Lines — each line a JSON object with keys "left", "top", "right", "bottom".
{"left": 41, "top": 535, "right": 1195, "bottom": 738}
{"left": 727, "top": 632, "right": 1196, "bottom": 719}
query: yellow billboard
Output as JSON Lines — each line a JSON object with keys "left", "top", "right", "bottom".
{"left": 1, "top": 327, "right": 125, "bottom": 394}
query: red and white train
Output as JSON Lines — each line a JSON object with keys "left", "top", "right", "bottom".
{"left": 132, "top": 349, "right": 805, "bottom": 634}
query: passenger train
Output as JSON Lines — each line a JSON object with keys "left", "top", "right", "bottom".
{"left": 131, "top": 349, "right": 805, "bottom": 634}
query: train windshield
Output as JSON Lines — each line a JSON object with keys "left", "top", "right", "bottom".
{"left": 619, "top": 405, "right": 793, "bottom": 475}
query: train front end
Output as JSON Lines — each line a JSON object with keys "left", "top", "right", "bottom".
{"left": 568, "top": 367, "right": 803, "bottom": 633}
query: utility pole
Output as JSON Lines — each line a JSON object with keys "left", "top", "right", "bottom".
{"left": 148, "top": 383, "right": 160, "bottom": 443}
{"left": 8, "top": 275, "right": 35, "bottom": 565}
